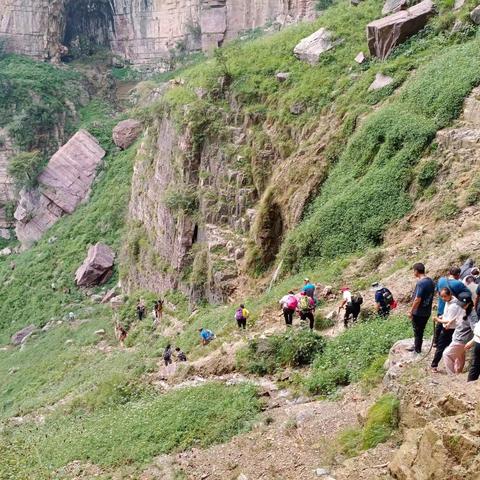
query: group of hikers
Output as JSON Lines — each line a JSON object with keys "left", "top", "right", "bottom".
{"left": 136, "top": 298, "right": 164, "bottom": 327}
{"left": 162, "top": 344, "right": 187, "bottom": 366}
{"left": 409, "top": 260, "right": 480, "bottom": 382}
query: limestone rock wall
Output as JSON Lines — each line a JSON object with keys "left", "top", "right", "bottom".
{"left": 0, "top": 0, "right": 316, "bottom": 66}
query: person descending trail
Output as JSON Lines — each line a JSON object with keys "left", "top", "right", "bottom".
{"left": 430, "top": 288, "right": 466, "bottom": 373}
{"left": 298, "top": 291, "right": 315, "bottom": 330}
{"left": 460, "top": 258, "right": 475, "bottom": 280}
{"left": 279, "top": 290, "right": 298, "bottom": 327}
{"left": 408, "top": 263, "right": 435, "bottom": 354}
{"left": 153, "top": 299, "right": 164, "bottom": 327}
{"left": 235, "top": 304, "right": 250, "bottom": 330}
{"left": 302, "top": 278, "right": 315, "bottom": 299}
{"left": 443, "top": 293, "right": 477, "bottom": 375}
{"left": 136, "top": 299, "right": 146, "bottom": 321}
{"left": 175, "top": 347, "right": 187, "bottom": 362}
{"left": 199, "top": 327, "right": 215, "bottom": 346}
{"left": 163, "top": 344, "right": 173, "bottom": 367}
{"left": 372, "top": 282, "right": 395, "bottom": 317}
{"left": 466, "top": 320, "right": 480, "bottom": 381}
{"left": 435, "top": 267, "right": 470, "bottom": 346}
{"left": 339, "top": 287, "right": 362, "bottom": 328}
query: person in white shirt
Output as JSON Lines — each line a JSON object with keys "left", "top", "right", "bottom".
{"left": 431, "top": 287, "right": 466, "bottom": 372}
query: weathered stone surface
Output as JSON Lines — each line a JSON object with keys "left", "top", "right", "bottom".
{"left": 276, "top": 72, "right": 290, "bottom": 82}
{"left": 11, "top": 324, "right": 37, "bottom": 346}
{"left": 471, "top": 5, "right": 480, "bottom": 24}
{"left": 464, "top": 87, "right": 480, "bottom": 125}
{"left": 112, "top": 119, "right": 142, "bottom": 150}
{"left": 14, "top": 130, "right": 105, "bottom": 247}
{"left": 294, "top": 28, "right": 337, "bottom": 65}
{"left": 367, "top": 0, "right": 435, "bottom": 59}
{"left": 382, "top": 0, "right": 408, "bottom": 15}
{"left": 453, "top": 0, "right": 466, "bottom": 10}
{"left": 368, "top": 72, "right": 394, "bottom": 91}
{"left": 354, "top": 51, "right": 366, "bottom": 64}
{"left": 0, "top": 0, "right": 316, "bottom": 67}
{"left": 75, "top": 243, "right": 115, "bottom": 287}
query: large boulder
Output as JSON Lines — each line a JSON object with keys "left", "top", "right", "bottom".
{"left": 471, "top": 5, "right": 480, "bottom": 25}
{"left": 367, "top": 0, "right": 435, "bottom": 59}
{"left": 112, "top": 119, "right": 142, "bottom": 150}
{"left": 75, "top": 243, "right": 115, "bottom": 287}
{"left": 293, "top": 28, "right": 337, "bottom": 65}
{"left": 15, "top": 130, "right": 105, "bottom": 248}
{"left": 11, "top": 324, "right": 37, "bottom": 346}
{"left": 382, "top": 0, "right": 408, "bottom": 15}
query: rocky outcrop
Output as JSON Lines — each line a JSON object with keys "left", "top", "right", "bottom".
{"left": 367, "top": 0, "right": 435, "bottom": 59}
{"left": 14, "top": 130, "right": 105, "bottom": 247}
{"left": 382, "top": 0, "right": 408, "bottom": 15}
{"left": 112, "top": 119, "right": 142, "bottom": 150}
{"left": 11, "top": 324, "right": 37, "bottom": 346}
{"left": 294, "top": 28, "right": 337, "bottom": 65}
{"left": 471, "top": 5, "right": 480, "bottom": 25}
{"left": 0, "top": 0, "right": 316, "bottom": 67}
{"left": 75, "top": 243, "right": 115, "bottom": 287}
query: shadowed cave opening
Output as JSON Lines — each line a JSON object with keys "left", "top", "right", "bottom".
{"left": 63, "top": 0, "right": 115, "bottom": 59}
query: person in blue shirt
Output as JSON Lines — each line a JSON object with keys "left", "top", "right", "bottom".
{"left": 372, "top": 282, "right": 394, "bottom": 317}
{"left": 408, "top": 263, "right": 435, "bottom": 354}
{"left": 199, "top": 327, "right": 215, "bottom": 346}
{"left": 302, "top": 278, "right": 315, "bottom": 299}
{"left": 436, "top": 266, "right": 470, "bottom": 345}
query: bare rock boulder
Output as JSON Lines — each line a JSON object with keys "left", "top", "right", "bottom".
{"left": 367, "top": 0, "right": 435, "bottom": 59}
{"left": 75, "top": 243, "right": 115, "bottom": 287}
{"left": 382, "top": 0, "right": 408, "bottom": 15}
{"left": 368, "top": 72, "right": 394, "bottom": 91}
{"left": 112, "top": 119, "right": 143, "bottom": 150}
{"left": 11, "top": 324, "right": 37, "bottom": 346}
{"left": 471, "top": 5, "right": 480, "bottom": 24}
{"left": 293, "top": 28, "right": 337, "bottom": 65}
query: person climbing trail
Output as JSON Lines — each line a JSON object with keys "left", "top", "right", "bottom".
{"left": 302, "top": 278, "right": 315, "bottom": 299}
{"left": 175, "top": 347, "right": 187, "bottom": 362}
{"left": 298, "top": 291, "right": 315, "bottom": 330}
{"left": 115, "top": 322, "right": 128, "bottom": 348}
{"left": 465, "top": 320, "right": 480, "bottom": 381}
{"left": 279, "top": 290, "right": 298, "bottom": 327}
{"left": 372, "top": 282, "right": 395, "bottom": 317}
{"left": 443, "top": 292, "right": 477, "bottom": 375}
{"left": 430, "top": 288, "right": 466, "bottom": 373}
{"left": 199, "top": 327, "right": 215, "bottom": 346}
{"left": 153, "top": 299, "right": 164, "bottom": 327}
{"left": 339, "top": 287, "right": 362, "bottom": 328}
{"left": 136, "top": 299, "right": 146, "bottom": 321}
{"left": 235, "top": 304, "right": 250, "bottom": 330}
{"left": 163, "top": 344, "right": 173, "bottom": 366}
{"left": 408, "top": 263, "right": 435, "bottom": 354}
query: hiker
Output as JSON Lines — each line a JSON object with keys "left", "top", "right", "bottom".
{"left": 68, "top": 312, "right": 75, "bottom": 322}
{"left": 163, "top": 344, "right": 173, "bottom": 366}
{"left": 408, "top": 263, "right": 435, "bottom": 354}
{"left": 463, "top": 275, "right": 478, "bottom": 300}
{"left": 472, "top": 267, "right": 480, "bottom": 284}
{"left": 115, "top": 322, "right": 128, "bottom": 348}
{"left": 465, "top": 320, "right": 480, "bottom": 381}
{"left": 436, "top": 267, "right": 470, "bottom": 346}
{"left": 339, "top": 287, "right": 362, "bottom": 328}
{"left": 153, "top": 299, "right": 164, "bottom": 327}
{"left": 199, "top": 327, "right": 215, "bottom": 346}
{"left": 460, "top": 258, "right": 475, "bottom": 280}
{"left": 298, "top": 291, "right": 315, "bottom": 330}
{"left": 431, "top": 288, "right": 466, "bottom": 373}
{"left": 443, "top": 292, "right": 477, "bottom": 375}
{"left": 372, "top": 282, "right": 395, "bottom": 317}
{"left": 136, "top": 299, "right": 146, "bottom": 321}
{"left": 175, "top": 347, "right": 187, "bottom": 362}
{"left": 302, "top": 278, "right": 315, "bottom": 299}
{"left": 234, "top": 304, "right": 250, "bottom": 330}
{"left": 279, "top": 290, "right": 298, "bottom": 327}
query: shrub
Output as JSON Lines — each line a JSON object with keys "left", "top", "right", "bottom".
{"left": 164, "top": 186, "right": 199, "bottom": 216}
{"left": 417, "top": 159, "right": 439, "bottom": 189}
{"left": 7, "top": 151, "right": 46, "bottom": 190}
{"left": 237, "top": 329, "right": 325, "bottom": 375}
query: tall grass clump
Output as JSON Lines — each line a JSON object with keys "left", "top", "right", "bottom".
{"left": 282, "top": 39, "right": 480, "bottom": 270}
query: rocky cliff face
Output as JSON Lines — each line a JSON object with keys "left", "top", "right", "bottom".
{"left": 0, "top": 0, "right": 316, "bottom": 66}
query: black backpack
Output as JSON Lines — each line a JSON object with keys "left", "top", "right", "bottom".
{"left": 351, "top": 293, "right": 363, "bottom": 305}
{"left": 382, "top": 288, "right": 394, "bottom": 305}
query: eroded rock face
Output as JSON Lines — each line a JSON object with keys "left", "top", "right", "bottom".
{"left": 112, "top": 119, "right": 142, "bottom": 150}
{"left": 75, "top": 243, "right": 115, "bottom": 287}
{"left": 367, "top": 0, "right": 435, "bottom": 59}
{"left": 0, "top": 0, "right": 316, "bottom": 67}
{"left": 293, "top": 28, "right": 337, "bottom": 65}
{"left": 11, "top": 324, "right": 37, "bottom": 346}
{"left": 14, "top": 130, "right": 105, "bottom": 247}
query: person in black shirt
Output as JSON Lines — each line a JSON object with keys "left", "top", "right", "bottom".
{"left": 408, "top": 263, "right": 435, "bottom": 354}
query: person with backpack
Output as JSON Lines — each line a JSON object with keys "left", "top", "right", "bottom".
{"left": 302, "top": 278, "right": 315, "bottom": 299}
{"left": 430, "top": 288, "right": 467, "bottom": 373}
{"left": 465, "top": 319, "right": 480, "bottom": 381}
{"left": 372, "top": 282, "right": 395, "bottom": 317}
{"left": 408, "top": 263, "right": 435, "bottom": 354}
{"left": 163, "top": 344, "right": 173, "bottom": 367}
{"left": 234, "top": 304, "right": 249, "bottom": 330}
{"left": 199, "top": 327, "right": 215, "bottom": 346}
{"left": 136, "top": 299, "right": 146, "bottom": 321}
{"left": 175, "top": 347, "right": 187, "bottom": 362}
{"left": 339, "top": 287, "right": 362, "bottom": 328}
{"left": 153, "top": 299, "right": 164, "bottom": 327}
{"left": 279, "top": 290, "right": 298, "bottom": 327}
{"left": 298, "top": 291, "right": 315, "bottom": 330}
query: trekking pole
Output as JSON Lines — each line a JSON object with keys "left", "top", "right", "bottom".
{"left": 418, "top": 317, "right": 435, "bottom": 362}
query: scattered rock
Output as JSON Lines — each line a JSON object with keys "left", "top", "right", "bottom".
{"left": 276, "top": 72, "right": 290, "bottom": 82}
{"left": 354, "top": 51, "right": 366, "bottom": 64}
{"left": 95, "top": 329, "right": 106, "bottom": 336}
{"left": 326, "top": 310, "right": 338, "bottom": 321}
{"left": 48, "top": 236, "right": 58, "bottom": 244}
{"left": 90, "top": 294, "right": 103, "bottom": 303}
{"left": 293, "top": 28, "right": 338, "bottom": 65}
{"left": 110, "top": 296, "right": 125, "bottom": 309}
{"left": 0, "top": 228, "right": 11, "bottom": 240}
{"left": 112, "top": 119, "right": 143, "bottom": 149}
{"left": 101, "top": 288, "right": 118, "bottom": 304}
{"left": 367, "top": 0, "right": 435, "bottom": 59}
{"left": 11, "top": 325, "right": 37, "bottom": 346}
{"left": 75, "top": 243, "right": 115, "bottom": 287}
{"left": 382, "top": 0, "right": 408, "bottom": 15}
{"left": 65, "top": 339, "right": 74, "bottom": 345}
{"left": 0, "top": 247, "right": 12, "bottom": 256}
{"left": 470, "top": 5, "right": 480, "bottom": 24}
{"left": 290, "top": 102, "right": 306, "bottom": 115}
{"left": 453, "top": 0, "right": 465, "bottom": 10}
{"left": 315, "top": 467, "right": 331, "bottom": 476}
{"left": 368, "top": 72, "right": 394, "bottom": 91}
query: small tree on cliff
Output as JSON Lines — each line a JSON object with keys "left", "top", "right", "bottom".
{"left": 8, "top": 151, "right": 45, "bottom": 190}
